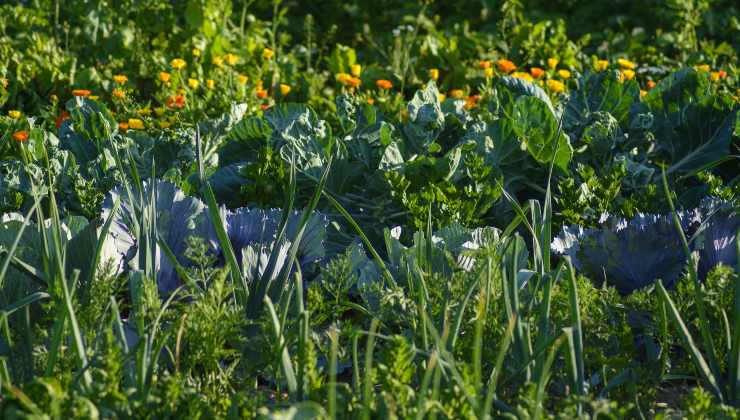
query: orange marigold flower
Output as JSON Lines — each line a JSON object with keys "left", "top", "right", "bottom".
{"left": 366, "top": 98, "right": 375, "bottom": 105}
{"left": 260, "top": 104, "right": 270, "bottom": 111}
{"left": 496, "top": 59, "right": 516, "bottom": 73}
{"left": 376, "top": 79, "right": 393, "bottom": 90}
{"left": 13, "top": 130, "right": 28, "bottom": 142}
{"left": 647, "top": 80, "right": 656, "bottom": 89}
{"left": 345, "top": 77, "right": 362, "bottom": 88}
{"left": 118, "top": 122, "right": 129, "bottom": 132}
{"left": 56, "top": 110, "right": 70, "bottom": 129}
{"left": 478, "top": 60, "right": 492, "bottom": 69}
{"left": 166, "top": 94, "right": 186, "bottom": 109}
{"left": 159, "top": 72, "right": 171, "bottom": 83}
{"left": 530, "top": 67, "right": 545, "bottom": 79}
{"left": 112, "top": 88, "right": 126, "bottom": 99}
{"left": 72, "top": 89, "right": 91, "bottom": 97}
{"left": 256, "top": 89, "right": 268, "bottom": 99}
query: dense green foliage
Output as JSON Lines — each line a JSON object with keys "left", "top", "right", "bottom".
{"left": 0, "top": 0, "right": 739, "bottom": 418}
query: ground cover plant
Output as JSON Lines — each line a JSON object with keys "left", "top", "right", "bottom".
{"left": 0, "top": 0, "right": 739, "bottom": 418}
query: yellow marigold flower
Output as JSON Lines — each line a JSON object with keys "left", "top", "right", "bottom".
{"left": 336, "top": 73, "right": 351, "bottom": 85}
{"left": 479, "top": 60, "right": 492, "bottom": 69}
{"left": 89, "top": 95, "right": 99, "bottom": 100}
{"left": 159, "top": 121, "right": 171, "bottom": 129}
{"left": 511, "top": 71, "right": 533, "bottom": 82}
{"left": 557, "top": 69, "right": 571, "bottom": 79}
{"left": 192, "top": 48, "right": 201, "bottom": 58}
{"left": 154, "top": 107, "right": 165, "bottom": 116}
{"left": 112, "top": 88, "right": 125, "bottom": 99}
{"left": 547, "top": 58, "right": 559, "bottom": 70}
{"left": 263, "top": 48, "right": 274, "bottom": 60}
{"left": 280, "top": 84, "right": 291, "bottom": 96}
{"left": 428, "top": 68, "right": 439, "bottom": 81}
{"left": 224, "top": 53, "right": 238, "bottom": 66}
{"left": 617, "top": 58, "right": 636, "bottom": 70}
{"left": 709, "top": 70, "right": 727, "bottom": 81}
{"left": 438, "top": 93, "right": 446, "bottom": 103}
{"left": 449, "top": 89, "right": 464, "bottom": 99}
{"left": 595, "top": 60, "right": 609, "bottom": 72}
{"left": 188, "top": 78, "right": 199, "bottom": 89}
{"left": 206, "top": 79, "right": 214, "bottom": 89}
{"left": 212, "top": 56, "right": 224, "bottom": 67}
{"left": 484, "top": 67, "right": 494, "bottom": 79}
{"left": 238, "top": 74, "right": 249, "bottom": 85}
{"left": 695, "top": 64, "right": 710, "bottom": 73}
{"left": 0, "top": 78, "right": 7, "bottom": 88}
{"left": 159, "top": 72, "right": 171, "bottom": 83}
{"left": 640, "top": 89, "right": 647, "bottom": 98}
{"left": 113, "top": 74, "right": 128, "bottom": 84}
{"left": 496, "top": 59, "right": 516, "bottom": 73}
{"left": 128, "top": 118, "right": 144, "bottom": 130}
{"left": 170, "top": 58, "right": 186, "bottom": 70}
{"left": 351, "top": 64, "right": 362, "bottom": 77}
{"left": 546, "top": 79, "right": 565, "bottom": 93}
{"left": 8, "top": 110, "right": 21, "bottom": 119}
{"left": 621, "top": 69, "right": 635, "bottom": 80}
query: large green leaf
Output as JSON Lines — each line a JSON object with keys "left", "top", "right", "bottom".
{"left": 644, "top": 68, "right": 737, "bottom": 175}
{"left": 499, "top": 76, "right": 556, "bottom": 116}
{"left": 403, "top": 81, "right": 444, "bottom": 152}
{"left": 268, "top": 104, "right": 330, "bottom": 178}
{"left": 564, "top": 70, "right": 640, "bottom": 136}
{"left": 512, "top": 96, "right": 573, "bottom": 171}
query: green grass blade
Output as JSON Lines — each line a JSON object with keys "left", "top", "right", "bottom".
{"left": 0, "top": 203, "right": 37, "bottom": 289}
{"left": 656, "top": 279, "right": 723, "bottom": 401}
{"left": 565, "top": 258, "right": 585, "bottom": 401}
{"left": 265, "top": 295, "right": 297, "bottom": 395}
